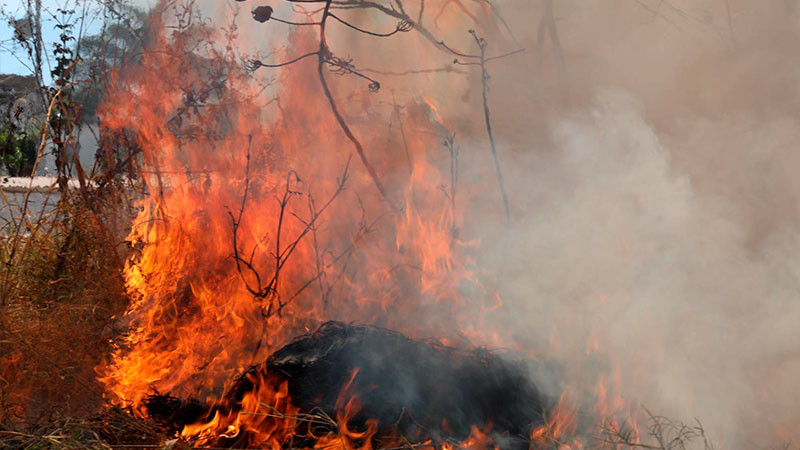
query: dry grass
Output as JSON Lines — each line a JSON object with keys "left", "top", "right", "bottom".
{"left": 0, "top": 406, "right": 163, "bottom": 449}
{"left": 1, "top": 190, "right": 133, "bottom": 435}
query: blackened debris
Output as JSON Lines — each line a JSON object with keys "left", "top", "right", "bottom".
{"left": 252, "top": 6, "right": 273, "bottom": 23}
{"left": 234, "top": 321, "right": 549, "bottom": 448}
{"left": 145, "top": 321, "right": 551, "bottom": 449}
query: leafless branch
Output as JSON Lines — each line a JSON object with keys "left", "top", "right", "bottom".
{"left": 246, "top": 50, "right": 320, "bottom": 70}
{"left": 229, "top": 146, "right": 353, "bottom": 318}
{"left": 453, "top": 29, "right": 525, "bottom": 231}
{"left": 599, "top": 408, "right": 713, "bottom": 450}
{"left": 538, "top": 0, "right": 566, "bottom": 81}
{"left": 328, "top": 12, "right": 413, "bottom": 37}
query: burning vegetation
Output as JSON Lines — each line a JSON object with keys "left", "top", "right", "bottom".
{"left": 2, "top": 0, "right": 800, "bottom": 449}
{"left": 88, "top": 2, "right": 568, "bottom": 446}
{"left": 143, "top": 321, "right": 551, "bottom": 449}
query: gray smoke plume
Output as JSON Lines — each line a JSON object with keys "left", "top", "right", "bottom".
{"left": 486, "top": 1, "right": 800, "bottom": 447}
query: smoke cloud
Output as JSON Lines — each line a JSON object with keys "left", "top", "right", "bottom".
{"left": 485, "top": 1, "right": 800, "bottom": 446}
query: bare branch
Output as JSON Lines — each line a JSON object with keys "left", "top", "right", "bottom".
{"left": 230, "top": 148, "right": 353, "bottom": 319}
{"left": 246, "top": 50, "right": 320, "bottom": 70}
{"left": 328, "top": 12, "right": 413, "bottom": 37}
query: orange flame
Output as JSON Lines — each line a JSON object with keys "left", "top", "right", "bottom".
{"left": 97, "top": 0, "right": 493, "bottom": 411}
{"left": 92, "top": 1, "right": 656, "bottom": 448}
{"left": 182, "top": 373, "right": 299, "bottom": 447}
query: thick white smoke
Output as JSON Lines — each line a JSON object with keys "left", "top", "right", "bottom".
{"left": 485, "top": 1, "right": 800, "bottom": 446}
{"left": 497, "top": 89, "right": 799, "bottom": 446}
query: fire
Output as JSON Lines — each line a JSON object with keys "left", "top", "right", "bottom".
{"left": 181, "top": 373, "right": 299, "bottom": 447}
{"left": 175, "top": 366, "right": 521, "bottom": 450}
{"left": 443, "top": 426, "right": 498, "bottom": 450}
{"left": 530, "top": 394, "right": 578, "bottom": 448}
{"left": 97, "top": 0, "right": 492, "bottom": 411}
{"left": 93, "top": 0, "right": 647, "bottom": 448}
{"left": 312, "top": 374, "right": 379, "bottom": 450}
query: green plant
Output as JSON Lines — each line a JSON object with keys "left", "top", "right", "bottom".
{"left": 0, "top": 121, "right": 39, "bottom": 177}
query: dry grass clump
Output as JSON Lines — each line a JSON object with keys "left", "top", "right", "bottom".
{"left": 1, "top": 190, "right": 133, "bottom": 434}
{"left": 0, "top": 406, "right": 164, "bottom": 449}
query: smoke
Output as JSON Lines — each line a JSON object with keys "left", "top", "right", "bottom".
{"left": 480, "top": 0, "right": 800, "bottom": 446}
{"left": 110, "top": 0, "right": 800, "bottom": 446}
{"left": 499, "top": 89, "right": 800, "bottom": 446}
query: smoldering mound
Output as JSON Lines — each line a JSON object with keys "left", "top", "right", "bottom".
{"left": 145, "top": 321, "right": 552, "bottom": 449}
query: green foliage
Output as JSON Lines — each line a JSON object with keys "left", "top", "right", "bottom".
{"left": 0, "top": 121, "right": 39, "bottom": 177}
{"left": 51, "top": 8, "right": 77, "bottom": 87}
